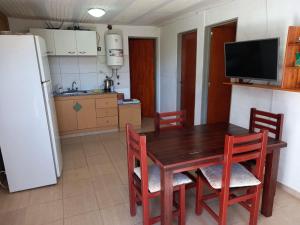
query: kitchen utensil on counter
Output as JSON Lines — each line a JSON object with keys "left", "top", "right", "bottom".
{"left": 104, "top": 76, "right": 114, "bottom": 92}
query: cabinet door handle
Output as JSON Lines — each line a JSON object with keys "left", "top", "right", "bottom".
{"left": 68, "top": 51, "right": 76, "bottom": 54}
{"left": 79, "top": 51, "right": 86, "bottom": 54}
{"left": 73, "top": 102, "right": 82, "bottom": 112}
{"left": 46, "top": 51, "right": 53, "bottom": 54}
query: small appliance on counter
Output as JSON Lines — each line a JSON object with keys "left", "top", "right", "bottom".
{"left": 103, "top": 76, "right": 114, "bottom": 92}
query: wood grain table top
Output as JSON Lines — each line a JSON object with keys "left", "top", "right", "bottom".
{"left": 145, "top": 123, "right": 287, "bottom": 169}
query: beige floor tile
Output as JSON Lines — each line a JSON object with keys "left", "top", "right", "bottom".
{"left": 273, "top": 187, "right": 300, "bottom": 209}
{"left": 64, "top": 210, "right": 103, "bottom": 225}
{"left": 88, "top": 163, "right": 117, "bottom": 177}
{"left": 83, "top": 141, "right": 107, "bottom": 157}
{"left": 118, "top": 132, "right": 126, "bottom": 145}
{"left": 92, "top": 172, "right": 122, "bottom": 188}
{"left": 86, "top": 153, "right": 111, "bottom": 166}
{"left": 100, "top": 203, "right": 142, "bottom": 225}
{"left": 63, "top": 148, "right": 85, "bottom": 161}
{"left": 45, "top": 221, "right": 63, "bottom": 225}
{"left": 103, "top": 140, "right": 126, "bottom": 152}
{"left": 99, "top": 132, "right": 121, "bottom": 143}
{"left": 24, "top": 200, "right": 63, "bottom": 225}
{"left": 81, "top": 134, "right": 101, "bottom": 143}
{"left": 0, "top": 190, "right": 30, "bottom": 213}
{"left": 94, "top": 184, "right": 128, "bottom": 209}
{"left": 113, "top": 160, "right": 129, "bottom": 185}
{"left": 64, "top": 157, "right": 88, "bottom": 171}
{"left": 63, "top": 193, "right": 98, "bottom": 218}
{"left": 63, "top": 179, "right": 94, "bottom": 198}
{"left": 62, "top": 167, "right": 91, "bottom": 183}
{"left": 61, "top": 137, "right": 82, "bottom": 145}
{"left": 0, "top": 208, "right": 26, "bottom": 225}
{"left": 29, "top": 182, "right": 62, "bottom": 205}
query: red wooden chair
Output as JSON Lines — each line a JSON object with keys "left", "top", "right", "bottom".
{"left": 126, "top": 123, "right": 192, "bottom": 225}
{"left": 195, "top": 130, "right": 268, "bottom": 225}
{"left": 249, "top": 108, "right": 284, "bottom": 140}
{"left": 155, "top": 110, "right": 186, "bottom": 133}
{"left": 246, "top": 108, "right": 284, "bottom": 172}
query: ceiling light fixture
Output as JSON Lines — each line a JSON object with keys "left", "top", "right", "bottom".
{"left": 88, "top": 8, "right": 106, "bottom": 18}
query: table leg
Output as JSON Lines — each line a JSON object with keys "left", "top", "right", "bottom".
{"left": 161, "top": 167, "right": 173, "bottom": 225}
{"left": 261, "top": 149, "right": 281, "bottom": 217}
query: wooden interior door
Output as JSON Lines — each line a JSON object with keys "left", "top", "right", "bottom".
{"left": 181, "top": 31, "right": 197, "bottom": 127}
{"left": 129, "top": 39, "right": 155, "bottom": 117}
{"left": 207, "top": 22, "right": 237, "bottom": 124}
{"left": 0, "top": 12, "right": 9, "bottom": 31}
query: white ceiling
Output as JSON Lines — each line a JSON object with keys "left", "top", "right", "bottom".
{"left": 0, "top": 0, "right": 225, "bottom": 26}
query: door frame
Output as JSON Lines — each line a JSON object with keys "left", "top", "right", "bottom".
{"left": 200, "top": 19, "right": 238, "bottom": 124}
{"left": 176, "top": 29, "right": 197, "bottom": 110}
{"left": 128, "top": 37, "right": 158, "bottom": 116}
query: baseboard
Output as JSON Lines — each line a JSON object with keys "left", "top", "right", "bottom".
{"left": 60, "top": 128, "right": 119, "bottom": 138}
{"left": 277, "top": 182, "right": 300, "bottom": 199}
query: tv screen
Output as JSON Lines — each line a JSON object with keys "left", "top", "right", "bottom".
{"left": 225, "top": 38, "right": 279, "bottom": 81}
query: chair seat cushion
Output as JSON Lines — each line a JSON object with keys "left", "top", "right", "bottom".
{"left": 134, "top": 165, "right": 192, "bottom": 193}
{"left": 200, "top": 163, "right": 261, "bottom": 189}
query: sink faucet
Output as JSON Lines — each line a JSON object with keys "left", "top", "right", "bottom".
{"left": 71, "top": 81, "right": 77, "bottom": 91}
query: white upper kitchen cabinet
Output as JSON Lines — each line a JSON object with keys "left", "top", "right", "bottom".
{"left": 75, "top": 31, "right": 97, "bottom": 56}
{"left": 30, "top": 28, "right": 56, "bottom": 55}
{"left": 54, "top": 30, "right": 77, "bottom": 56}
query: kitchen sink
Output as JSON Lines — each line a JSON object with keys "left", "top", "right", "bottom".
{"left": 58, "top": 90, "right": 92, "bottom": 96}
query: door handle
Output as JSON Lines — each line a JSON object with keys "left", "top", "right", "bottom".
{"left": 68, "top": 51, "right": 76, "bottom": 54}
{"left": 79, "top": 51, "right": 86, "bottom": 54}
{"left": 46, "top": 51, "right": 53, "bottom": 54}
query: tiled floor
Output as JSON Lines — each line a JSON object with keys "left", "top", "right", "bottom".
{"left": 0, "top": 118, "right": 300, "bottom": 225}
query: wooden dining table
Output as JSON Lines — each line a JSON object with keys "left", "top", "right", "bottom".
{"left": 145, "top": 123, "right": 287, "bottom": 225}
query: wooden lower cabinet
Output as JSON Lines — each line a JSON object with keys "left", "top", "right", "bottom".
{"left": 118, "top": 103, "right": 141, "bottom": 129}
{"left": 55, "top": 100, "right": 77, "bottom": 132}
{"left": 54, "top": 93, "right": 118, "bottom": 135}
{"left": 76, "top": 99, "right": 97, "bottom": 129}
{"left": 96, "top": 116, "right": 118, "bottom": 127}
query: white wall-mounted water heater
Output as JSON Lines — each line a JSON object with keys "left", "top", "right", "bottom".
{"left": 105, "top": 34, "right": 124, "bottom": 69}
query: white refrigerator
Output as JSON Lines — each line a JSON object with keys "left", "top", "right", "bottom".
{"left": 0, "top": 35, "right": 63, "bottom": 192}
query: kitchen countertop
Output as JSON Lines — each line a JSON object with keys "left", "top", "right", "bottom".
{"left": 54, "top": 91, "right": 118, "bottom": 100}
{"left": 53, "top": 90, "right": 117, "bottom": 97}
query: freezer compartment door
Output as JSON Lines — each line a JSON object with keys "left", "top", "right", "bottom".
{"left": 35, "top": 36, "right": 52, "bottom": 82}
{"left": 42, "top": 81, "right": 63, "bottom": 177}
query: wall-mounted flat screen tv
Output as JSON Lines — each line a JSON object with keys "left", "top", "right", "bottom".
{"left": 225, "top": 38, "right": 279, "bottom": 81}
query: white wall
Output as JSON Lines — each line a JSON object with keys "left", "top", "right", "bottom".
{"left": 8, "top": 18, "right": 160, "bottom": 100}
{"left": 160, "top": 0, "right": 300, "bottom": 192}
{"left": 160, "top": 12, "right": 205, "bottom": 124}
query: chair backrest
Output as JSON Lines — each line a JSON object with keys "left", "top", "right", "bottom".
{"left": 222, "top": 130, "right": 268, "bottom": 189}
{"left": 249, "top": 108, "right": 284, "bottom": 140}
{"left": 126, "top": 123, "right": 149, "bottom": 196}
{"left": 155, "top": 110, "right": 186, "bottom": 132}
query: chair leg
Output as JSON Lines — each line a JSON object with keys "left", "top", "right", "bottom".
{"left": 219, "top": 189, "right": 229, "bottom": 225}
{"left": 129, "top": 184, "right": 137, "bottom": 216}
{"left": 178, "top": 185, "right": 186, "bottom": 225}
{"left": 195, "top": 176, "right": 204, "bottom": 215}
{"left": 249, "top": 188, "right": 261, "bottom": 225}
{"left": 142, "top": 196, "right": 150, "bottom": 225}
